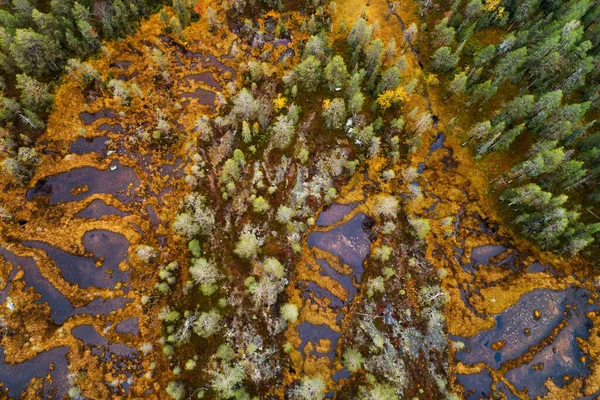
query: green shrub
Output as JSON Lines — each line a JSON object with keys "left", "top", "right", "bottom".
{"left": 276, "top": 205, "right": 294, "bottom": 224}
{"left": 193, "top": 309, "right": 222, "bottom": 338}
{"left": 188, "top": 239, "right": 202, "bottom": 257}
{"left": 234, "top": 233, "right": 261, "bottom": 259}
{"left": 263, "top": 257, "right": 285, "bottom": 279}
{"left": 252, "top": 196, "right": 270, "bottom": 213}
{"left": 343, "top": 347, "right": 364, "bottom": 372}
{"left": 166, "top": 381, "right": 185, "bottom": 400}
{"left": 281, "top": 303, "right": 299, "bottom": 323}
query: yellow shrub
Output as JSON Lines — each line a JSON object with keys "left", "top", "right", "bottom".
{"left": 377, "top": 87, "right": 408, "bottom": 111}
{"left": 273, "top": 93, "right": 287, "bottom": 112}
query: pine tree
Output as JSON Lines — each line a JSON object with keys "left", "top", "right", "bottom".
{"left": 430, "top": 46, "right": 459, "bottom": 72}
{"left": 113, "top": 0, "right": 132, "bottom": 35}
{"left": 173, "top": 0, "right": 191, "bottom": 27}
{"left": 473, "top": 44, "right": 496, "bottom": 67}
{"left": 31, "top": 10, "right": 61, "bottom": 37}
{"left": 561, "top": 223, "right": 600, "bottom": 254}
{"left": 232, "top": 88, "right": 259, "bottom": 121}
{"left": 493, "top": 47, "right": 527, "bottom": 84}
{"left": 462, "top": 120, "right": 491, "bottom": 146}
{"left": 434, "top": 17, "right": 456, "bottom": 47}
{"left": 271, "top": 114, "right": 295, "bottom": 149}
{"left": 383, "top": 37, "right": 396, "bottom": 64}
{"left": 13, "top": 0, "right": 34, "bottom": 22}
{"left": 447, "top": 70, "right": 468, "bottom": 100}
{"left": 293, "top": 55, "right": 321, "bottom": 92}
{"left": 511, "top": 142, "right": 565, "bottom": 180}
{"left": 468, "top": 80, "right": 497, "bottom": 106}
{"left": 303, "top": 34, "right": 330, "bottom": 62}
{"left": 9, "top": 29, "right": 62, "bottom": 77}
{"left": 511, "top": 0, "right": 541, "bottom": 27}
{"left": 324, "top": 55, "right": 349, "bottom": 92}
{"left": 347, "top": 17, "right": 371, "bottom": 54}
{"left": 347, "top": 91, "right": 365, "bottom": 114}
{"left": 72, "top": 2, "right": 92, "bottom": 22}
{"left": 548, "top": 159, "right": 587, "bottom": 190}
{"left": 500, "top": 183, "right": 552, "bottom": 209}
{"left": 51, "top": 0, "right": 72, "bottom": 17}
{"left": 375, "top": 66, "right": 401, "bottom": 95}
{"left": 77, "top": 19, "right": 100, "bottom": 53}
{"left": 527, "top": 90, "right": 563, "bottom": 133}
{"left": 492, "top": 95, "right": 534, "bottom": 126}
{"left": 476, "top": 123, "right": 525, "bottom": 156}
{"left": 364, "top": 39, "right": 384, "bottom": 75}
{"left": 346, "top": 69, "right": 366, "bottom": 99}
{"left": 322, "top": 98, "right": 347, "bottom": 129}
{"left": 15, "top": 74, "right": 53, "bottom": 112}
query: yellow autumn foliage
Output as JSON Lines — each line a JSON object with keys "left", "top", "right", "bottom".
{"left": 425, "top": 73, "right": 439, "bottom": 86}
{"left": 376, "top": 87, "right": 408, "bottom": 110}
{"left": 484, "top": 0, "right": 505, "bottom": 17}
{"left": 273, "top": 93, "right": 287, "bottom": 112}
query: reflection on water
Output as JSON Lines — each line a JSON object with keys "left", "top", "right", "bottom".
{"left": 0, "top": 346, "right": 69, "bottom": 398}
{"left": 297, "top": 322, "right": 341, "bottom": 361}
{"left": 455, "top": 287, "right": 598, "bottom": 397}
{"left": 23, "top": 230, "right": 130, "bottom": 290}
{"left": 456, "top": 370, "right": 492, "bottom": 400}
{"left": 293, "top": 205, "right": 373, "bottom": 390}
{"left": 315, "top": 202, "right": 358, "bottom": 227}
{"left": 308, "top": 213, "right": 371, "bottom": 276}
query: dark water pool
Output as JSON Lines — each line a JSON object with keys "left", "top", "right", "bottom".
{"left": 456, "top": 370, "right": 492, "bottom": 400}
{"left": 184, "top": 72, "right": 221, "bottom": 90}
{"left": 97, "top": 123, "right": 124, "bottom": 133}
{"left": 297, "top": 322, "right": 341, "bottom": 361}
{"left": 115, "top": 317, "right": 139, "bottom": 335}
{"left": 22, "top": 230, "right": 129, "bottom": 290}
{"left": 0, "top": 346, "right": 69, "bottom": 398}
{"left": 0, "top": 247, "right": 131, "bottom": 324}
{"left": 454, "top": 287, "right": 598, "bottom": 397}
{"left": 308, "top": 213, "right": 371, "bottom": 276}
{"left": 470, "top": 245, "right": 507, "bottom": 266}
{"left": 181, "top": 88, "right": 216, "bottom": 108}
{"left": 27, "top": 161, "right": 140, "bottom": 204}
{"left": 76, "top": 199, "right": 130, "bottom": 219}
{"left": 70, "top": 136, "right": 108, "bottom": 156}
{"left": 315, "top": 259, "right": 356, "bottom": 303}
{"left": 316, "top": 202, "right": 358, "bottom": 227}
{"left": 72, "top": 324, "right": 137, "bottom": 357}
{"left": 300, "top": 281, "right": 344, "bottom": 308}
{"left": 428, "top": 132, "right": 445, "bottom": 156}
{"left": 79, "top": 110, "right": 115, "bottom": 125}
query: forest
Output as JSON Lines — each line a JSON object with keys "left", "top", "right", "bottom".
{"left": 0, "top": 0, "right": 599, "bottom": 399}
{"left": 421, "top": 0, "right": 600, "bottom": 256}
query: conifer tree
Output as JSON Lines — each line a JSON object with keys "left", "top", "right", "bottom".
{"left": 9, "top": 29, "right": 62, "bottom": 77}
{"left": 324, "top": 55, "right": 349, "bottom": 92}
{"left": 322, "top": 98, "right": 347, "bottom": 129}
{"left": 293, "top": 55, "right": 321, "bottom": 92}
{"left": 430, "top": 46, "right": 459, "bottom": 72}
{"left": 15, "top": 74, "right": 53, "bottom": 112}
